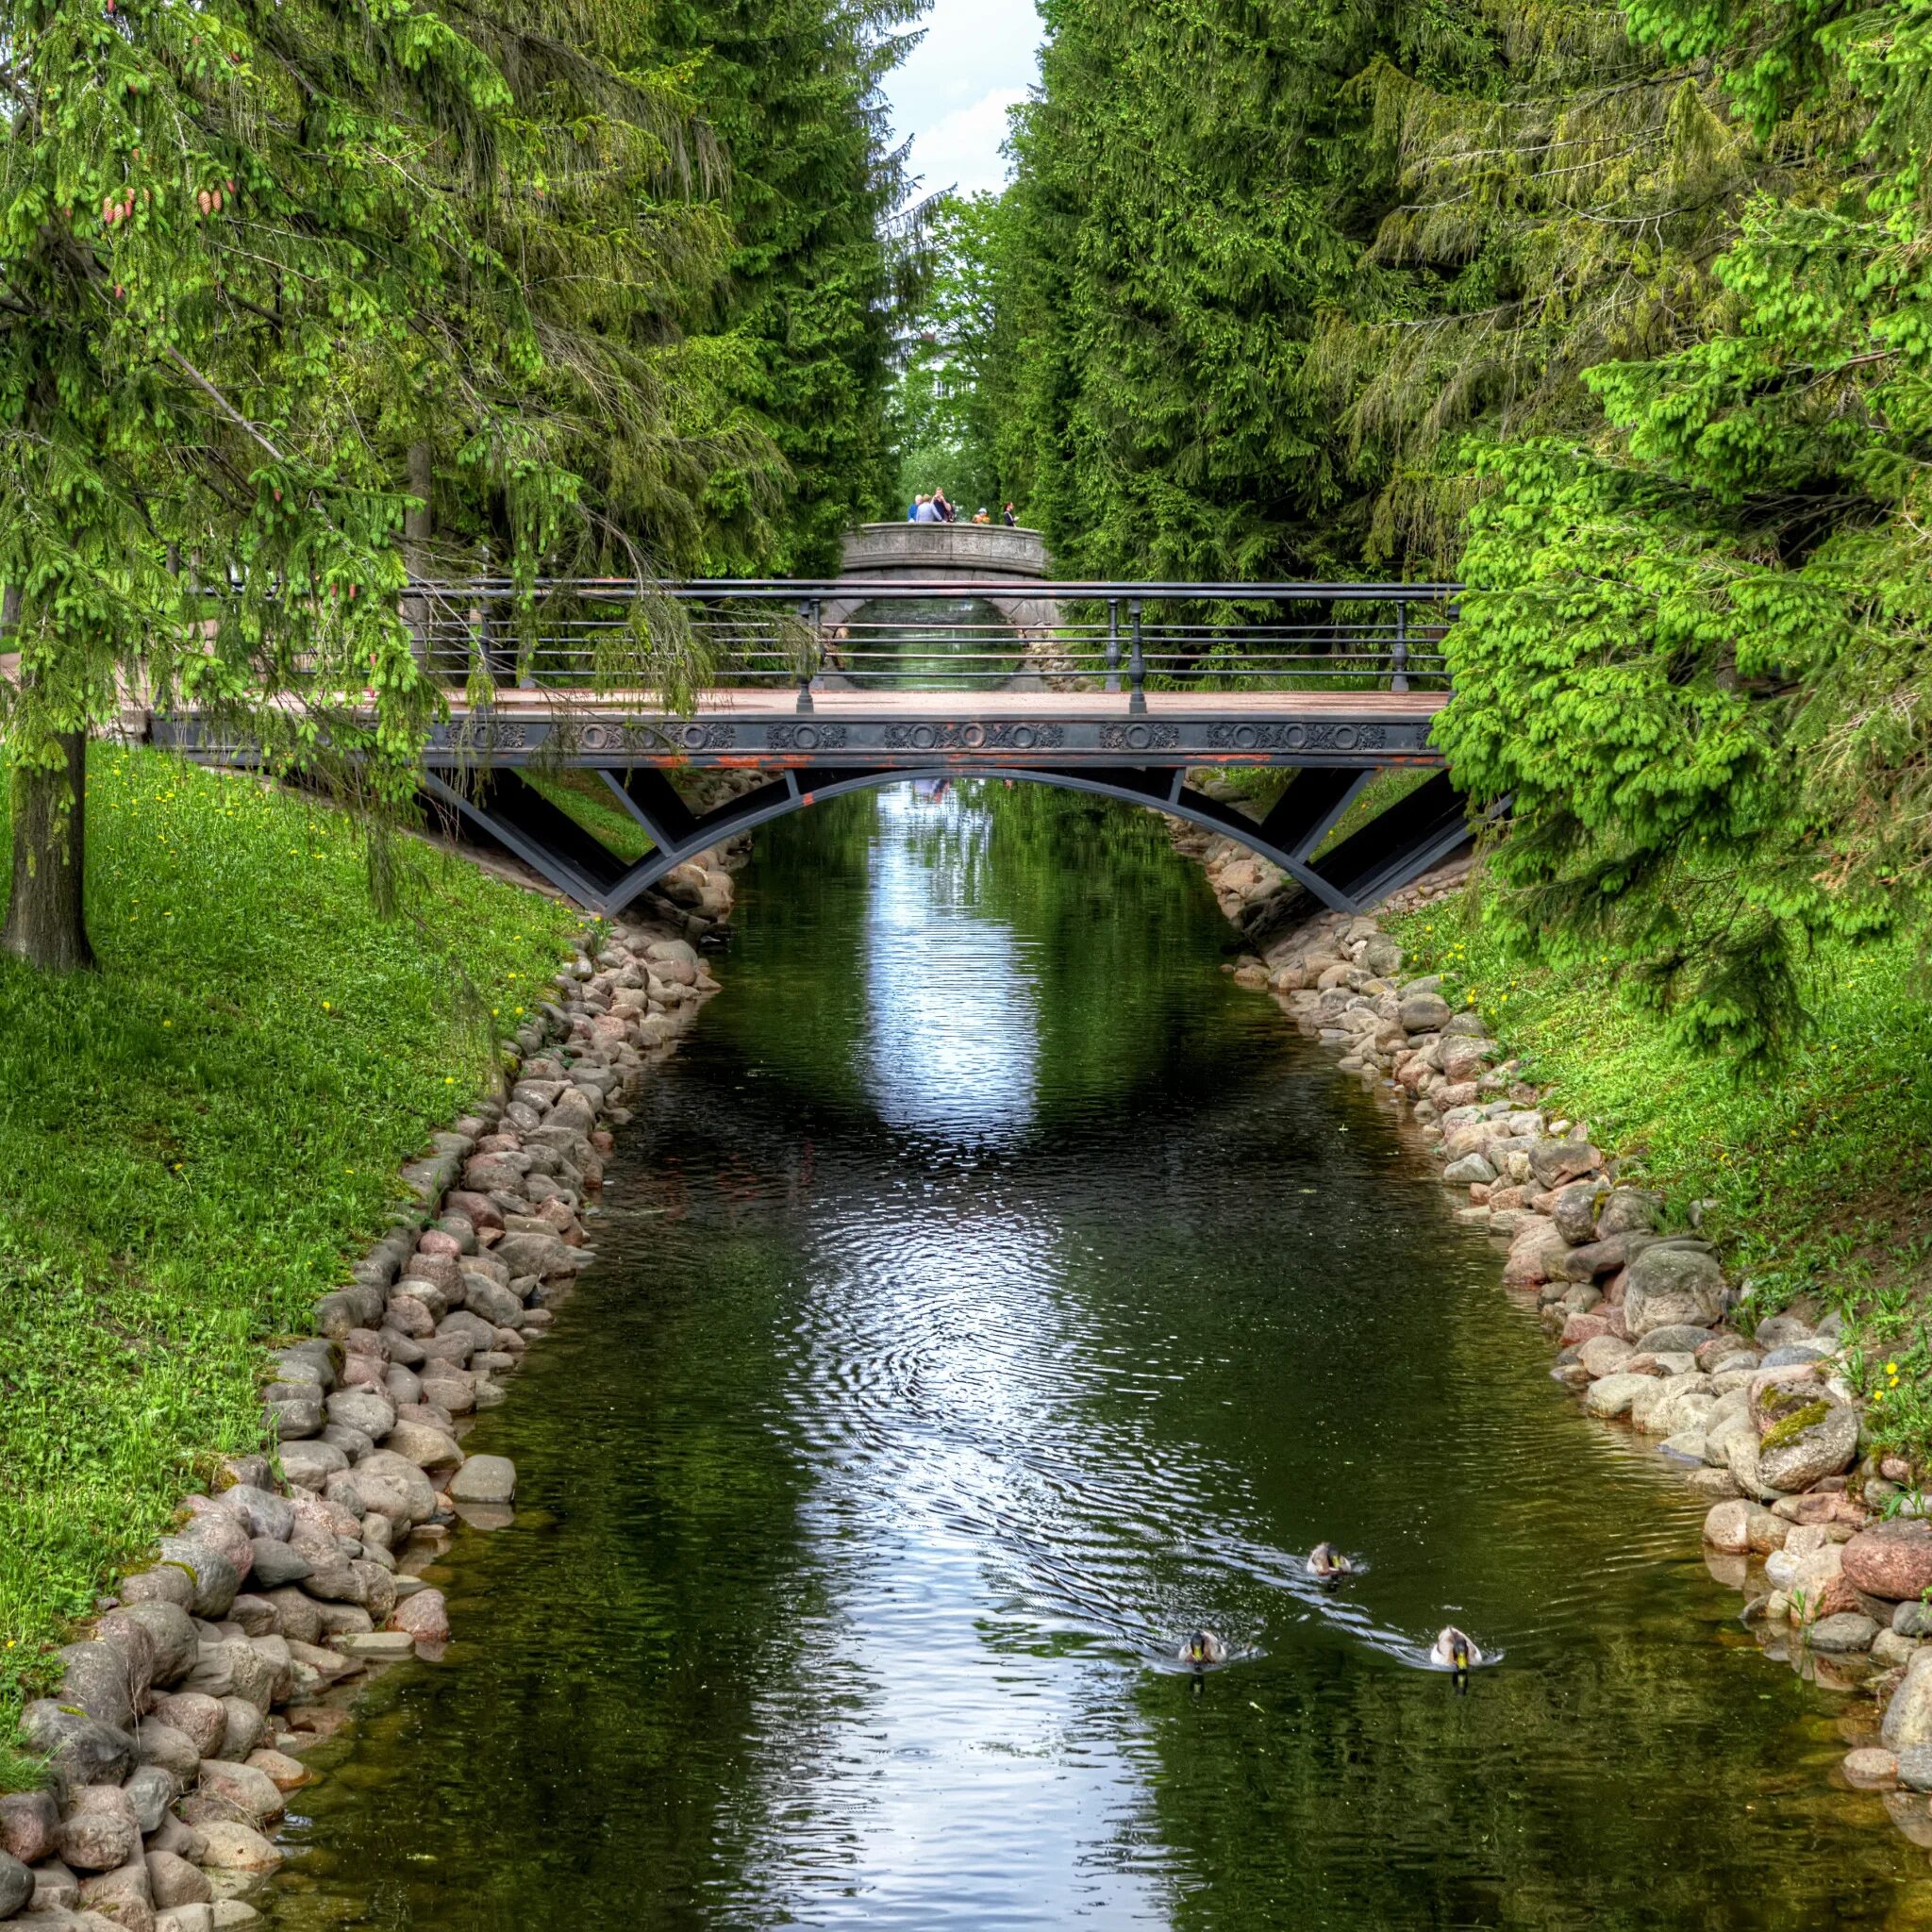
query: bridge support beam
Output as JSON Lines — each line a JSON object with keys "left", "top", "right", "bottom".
{"left": 420, "top": 770, "right": 627, "bottom": 907}
{"left": 422, "top": 763, "right": 1470, "bottom": 922}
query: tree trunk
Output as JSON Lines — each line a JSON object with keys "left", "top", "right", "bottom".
{"left": 3, "top": 730, "right": 94, "bottom": 972}
{"left": 403, "top": 439, "right": 434, "bottom": 670}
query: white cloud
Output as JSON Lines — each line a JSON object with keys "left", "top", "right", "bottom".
{"left": 884, "top": 0, "right": 1043, "bottom": 199}
{"left": 907, "top": 87, "right": 1028, "bottom": 199}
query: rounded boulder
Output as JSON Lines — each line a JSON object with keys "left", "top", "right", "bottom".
{"left": 385, "top": 1420, "right": 465, "bottom": 1476}
{"left": 1702, "top": 1500, "right": 1786, "bottom": 1556}
{"left": 1624, "top": 1244, "right": 1726, "bottom": 1337}
{"left": 58, "top": 1785, "right": 141, "bottom": 1874}
{"left": 1844, "top": 1746, "right": 1900, "bottom": 1790}
{"left": 1757, "top": 1399, "right": 1858, "bottom": 1493}
{"left": 0, "top": 1790, "right": 58, "bottom": 1867}
{"left": 389, "top": 1588, "right": 451, "bottom": 1644}
{"left": 154, "top": 1538, "right": 242, "bottom": 1619}
{"left": 449, "top": 1455, "right": 517, "bottom": 1505}
{"left": 20, "top": 1700, "right": 136, "bottom": 1790}
{"left": 99, "top": 1601, "right": 197, "bottom": 1690}
{"left": 1583, "top": 1373, "right": 1654, "bottom": 1420}
{"left": 325, "top": 1386, "right": 396, "bottom": 1441}
{"left": 1845, "top": 1522, "right": 1932, "bottom": 1603}
{"left": 56, "top": 1637, "right": 147, "bottom": 1734}
{"left": 1597, "top": 1188, "right": 1662, "bottom": 1236}
{"left": 1398, "top": 991, "right": 1452, "bottom": 1032}
{"left": 0, "top": 1849, "right": 28, "bottom": 1919}
{"left": 195, "top": 1820, "right": 283, "bottom": 1875}
{"left": 353, "top": 1450, "right": 437, "bottom": 1527}
{"left": 1807, "top": 1611, "right": 1878, "bottom": 1654}
{"left": 148, "top": 1692, "right": 226, "bottom": 1758}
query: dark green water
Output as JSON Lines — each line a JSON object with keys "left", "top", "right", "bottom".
{"left": 272, "top": 787, "right": 1931, "bottom": 1930}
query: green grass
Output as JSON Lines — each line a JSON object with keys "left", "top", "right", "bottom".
{"left": 525, "top": 768, "right": 653, "bottom": 864}
{"left": 1310, "top": 768, "right": 1432, "bottom": 861}
{"left": 1391, "top": 888, "right": 1932, "bottom": 1447}
{"left": 0, "top": 747, "right": 576, "bottom": 1766}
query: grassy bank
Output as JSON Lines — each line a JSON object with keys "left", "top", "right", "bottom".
{"left": 1390, "top": 888, "right": 1932, "bottom": 1442}
{"left": 0, "top": 747, "right": 575, "bottom": 1769}
{"left": 526, "top": 769, "right": 650, "bottom": 862}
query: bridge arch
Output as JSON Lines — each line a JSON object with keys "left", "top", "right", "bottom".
{"left": 421, "top": 759, "right": 1469, "bottom": 924}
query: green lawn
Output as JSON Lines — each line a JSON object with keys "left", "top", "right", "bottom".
{"left": 0, "top": 747, "right": 575, "bottom": 1774}
{"left": 1391, "top": 889, "right": 1932, "bottom": 1445}
{"left": 525, "top": 767, "right": 653, "bottom": 863}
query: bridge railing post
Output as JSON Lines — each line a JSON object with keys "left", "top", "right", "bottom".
{"left": 1106, "top": 598, "right": 1121, "bottom": 693}
{"left": 796, "top": 596, "right": 819, "bottom": 713}
{"left": 1127, "top": 598, "right": 1146, "bottom": 714}
{"left": 1391, "top": 598, "right": 1409, "bottom": 694}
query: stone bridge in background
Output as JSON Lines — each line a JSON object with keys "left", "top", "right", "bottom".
{"left": 823, "top": 524, "right": 1058, "bottom": 635}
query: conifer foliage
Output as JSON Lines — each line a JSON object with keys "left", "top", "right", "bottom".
{"left": 657, "top": 0, "right": 924, "bottom": 574}
{"left": 0, "top": 0, "right": 917, "bottom": 969}
{"left": 980, "top": 0, "right": 1932, "bottom": 1058}
{"left": 1436, "top": 2, "right": 1932, "bottom": 1061}
{"left": 0, "top": 0, "right": 540, "bottom": 968}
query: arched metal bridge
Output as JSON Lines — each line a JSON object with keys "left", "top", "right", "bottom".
{"left": 151, "top": 570, "right": 1469, "bottom": 920}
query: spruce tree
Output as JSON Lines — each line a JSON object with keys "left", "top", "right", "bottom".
{"left": 1307, "top": 6, "right": 1766, "bottom": 571}
{"left": 416, "top": 2, "right": 772, "bottom": 587}
{"left": 0, "top": 0, "right": 520, "bottom": 967}
{"left": 0, "top": 0, "right": 760, "bottom": 969}
{"left": 655, "top": 0, "right": 924, "bottom": 574}
{"left": 1000, "top": 0, "right": 1495, "bottom": 579}
{"left": 1434, "top": 0, "right": 1932, "bottom": 1062}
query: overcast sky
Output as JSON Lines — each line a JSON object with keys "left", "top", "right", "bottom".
{"left": 884, "top": 0, "right": 1045, "bottom": 202}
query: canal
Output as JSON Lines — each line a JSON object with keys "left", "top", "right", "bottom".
{"left": 270, "top": 785, "right": 1927, "bottom": 1929}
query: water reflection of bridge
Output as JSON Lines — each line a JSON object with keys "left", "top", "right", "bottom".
{"left": 152, "top": 570, "right": 1469, "bottom": 921}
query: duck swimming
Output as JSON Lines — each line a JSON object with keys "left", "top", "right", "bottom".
{"left": 1177, "top": 1629, "right": 1228, "bottom": 1669}
{"left": 1431, "top": 1625, "right": 1482, "bottom": 1673}
{"left": 1307, "top": 1542, "right": 1355, "bottom": 1582}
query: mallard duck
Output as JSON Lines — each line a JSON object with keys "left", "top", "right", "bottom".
{"left": 1431, "top": 1626, "right": 1481, "bottom": 1673}
{"left": 1177, "top": 1628, "right": 1228, "bottom": 1669}
{"left": 1307, "top": 1542, "right": 1355, "bottom": 1581}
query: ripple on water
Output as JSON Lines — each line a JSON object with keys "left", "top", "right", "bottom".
{"left": 269, "top": 787, "right": 1924, "bottom": 1932}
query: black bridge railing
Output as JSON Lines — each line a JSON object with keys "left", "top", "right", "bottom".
{"left": 403, "top": 578, "right": 1459, "bottom": 705}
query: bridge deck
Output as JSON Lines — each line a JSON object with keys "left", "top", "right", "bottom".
{"left": 454, "top": 688, "right": 1445, "bottom": 715}
{"left": 400, "top": 686, "right": 1449, "bottom": 772}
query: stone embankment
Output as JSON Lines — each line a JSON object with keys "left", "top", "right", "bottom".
{"left": 1182, "top": 817, "right": 1932, "bottom": 1847}
{"left": 0, "top": 843, "right": 744, "bottom": 1931}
